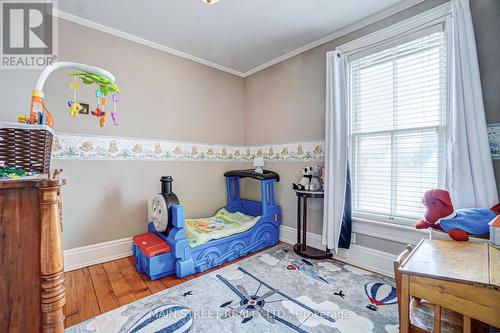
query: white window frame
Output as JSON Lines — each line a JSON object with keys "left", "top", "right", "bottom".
{"left": 349, "top": 24, "right": 448, "bottom": 225}
{"left": 336, "top": 2, "right": 452, "bottom": 240}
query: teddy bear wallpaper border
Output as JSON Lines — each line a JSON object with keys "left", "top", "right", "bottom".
{"left": 52, "top": 133, "right": 325, "bottom": 162}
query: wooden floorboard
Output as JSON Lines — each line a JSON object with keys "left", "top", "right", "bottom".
{"left": 74, "top": 268, "right": 101, "bottom": 322}
{"left": 63, "top": 270, "right": 80, "bottom": 327}
{"left": 102, "top": 261, "right": 137, "bottom": 306}
{"left": 114, "top": 257, "right": 152, "bottom": 301}
{"left": 64, "top": 243, "right": 277, "bottom": 328}
{"left": 159, "top": 274, "right": 185, "bottom": 288}
{"left": 87, "top": 264, "right": 120, "bottom": 313}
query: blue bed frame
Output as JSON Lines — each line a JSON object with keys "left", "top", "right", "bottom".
{"left": 134, "top": 172, "right": 281, "bottom": 280}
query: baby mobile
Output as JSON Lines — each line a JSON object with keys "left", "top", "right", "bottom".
{"left": 67, "top": 71, "right": 120, "bottom": 127}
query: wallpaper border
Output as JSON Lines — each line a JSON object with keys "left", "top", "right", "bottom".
{"left": 52, "top": 133, "right": 325, "bottom": 162}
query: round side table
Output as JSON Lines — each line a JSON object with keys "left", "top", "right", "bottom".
{"left": 293, "top": 190, "right": 333, "bottom": 259}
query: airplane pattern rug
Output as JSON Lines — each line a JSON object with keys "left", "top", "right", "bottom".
{"left": 66, "top": 244, "right": 399, "bottom": 333}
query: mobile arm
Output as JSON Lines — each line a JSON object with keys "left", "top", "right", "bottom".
{"left": 35, "top": 61, "right": 116, "bottom": 91}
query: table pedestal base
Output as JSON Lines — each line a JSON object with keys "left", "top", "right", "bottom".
{"left": 293, "top": 243, "right": 333, "bottom": 260}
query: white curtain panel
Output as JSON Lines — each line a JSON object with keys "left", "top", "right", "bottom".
{"left": 445, "top": 0, "right": 499, "bottom": 208}
{"left": 323, "top": 51, "right": 348, "bottom": 252}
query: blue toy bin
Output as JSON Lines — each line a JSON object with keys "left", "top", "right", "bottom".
{"left": 132, "top": 230, "right": 177, "bottom": 281}
{"left": 132, "top": 243, "right": 176, "bottom": 281}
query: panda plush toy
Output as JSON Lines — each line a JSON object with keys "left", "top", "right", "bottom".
{"left": 292, "top": 166, "right": 323, "bottom": 191}
{"left": 292, "top": 167, "right": 313, "bottom": 191}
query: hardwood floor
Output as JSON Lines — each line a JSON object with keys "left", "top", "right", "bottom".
{"left": 63, "top": 251, "right": 263, "bottom": 328}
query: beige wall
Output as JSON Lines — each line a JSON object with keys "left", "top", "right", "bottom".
{"left": 54, "top": 160, "right": 246, "bottom": 248}
{"left": 0, "top": 19, "right": 246, "bottom": 249}
{"left": 244, "top": 50, "right": 327, "bottom": 144}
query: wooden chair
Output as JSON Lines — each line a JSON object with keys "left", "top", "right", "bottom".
{"left": 394, "top": 245, "right": 464, "bottom": 333}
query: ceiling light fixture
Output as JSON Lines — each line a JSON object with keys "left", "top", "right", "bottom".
{"left": 202, "top": 0, "right": 220, "bottom": 4}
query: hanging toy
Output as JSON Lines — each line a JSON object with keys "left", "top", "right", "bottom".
{"left": 68, "top": 101, "right": 82, "bottom": 117}
{"left": 100, "top": 111, "right": 108, "bottom": 127}
{"left": 92, "top": 90, "right": 103, "bottom": 117}
{"left": 91, "top": 90, "right": 103, "bottom": 117}
{"left": 92, "top": 89, "right": 107, "bottom": 127}
{"left": 68, "top": 78, "right": 82, "bottom": 117}
{"left": 64, "top": 69, "right": 120, "bottom": 128}
{"left": 111, "top": 93, "right": 120, "bottom": 126}
{"left": 95, "top": 89, "right": 103, "bottom": 104}
{"left": 91, "top": 105, "right": 103, "bottom": 117}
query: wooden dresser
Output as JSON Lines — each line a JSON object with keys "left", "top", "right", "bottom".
{"left": 0, "top": 177, "right": 66, "bottom": 333}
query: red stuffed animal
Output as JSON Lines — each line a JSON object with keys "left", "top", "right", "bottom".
{"left": 415, "top": 189, "right": 500, "bottom": 241}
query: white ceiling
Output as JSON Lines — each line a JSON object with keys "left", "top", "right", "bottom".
{"left": 57, "top": 0, "right": 420, "bottom": 76}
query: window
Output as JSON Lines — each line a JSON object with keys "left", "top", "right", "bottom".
{"left": 348, "top": 25, "right": 447, "bottom": 224}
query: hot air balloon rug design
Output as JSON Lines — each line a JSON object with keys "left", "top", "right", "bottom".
{"left": 364, "top": 282, "right": 398, "bottom": 311}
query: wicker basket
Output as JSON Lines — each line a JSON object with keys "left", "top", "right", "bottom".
{"left": 0, "top": 122, "right": 54, "bottom": 174}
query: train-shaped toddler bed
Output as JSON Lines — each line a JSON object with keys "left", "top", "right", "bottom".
{"left": 132, "top": 170, "right": 281, "bottom": 279}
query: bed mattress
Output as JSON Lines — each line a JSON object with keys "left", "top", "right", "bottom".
{"left": 185, "top": 208, "right": 261, "bottom": 247}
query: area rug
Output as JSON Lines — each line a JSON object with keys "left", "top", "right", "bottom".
{"left": 66, "top": 244, "right": 399, "bottom": 333}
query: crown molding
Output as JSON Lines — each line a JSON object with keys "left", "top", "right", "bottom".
{"left": 241, "top": 0, "right": 425, "bottom": 77}
{"left": 53, "top": 0, "right": 424, "bottom": 78}
{"left": 336, "top": 1, "right": 450, "bottom": 53}
{"left": 52, "top": 9, "right": 246, "bottom": 77}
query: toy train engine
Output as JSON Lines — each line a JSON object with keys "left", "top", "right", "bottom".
{"left": 149, "top": 176, "right": 179, "bottom": 234}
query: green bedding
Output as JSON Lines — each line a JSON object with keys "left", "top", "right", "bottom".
{"left": 185, "top": 208, "right": 261, "bottom": 247}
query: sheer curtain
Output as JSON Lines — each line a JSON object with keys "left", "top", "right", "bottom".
{"left": 323, "top": 51, "right": 349, "bottom": 252}
{"left": 445, "top": 0, "right": 498, "bottom": 208}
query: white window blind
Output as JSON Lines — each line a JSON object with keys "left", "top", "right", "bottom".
{"left": 348, "top": 25, "right": 447, "bottom": 224}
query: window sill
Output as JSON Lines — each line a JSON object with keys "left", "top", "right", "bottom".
{"left": 352, "top": 217, "right": 430, "bottom": 245}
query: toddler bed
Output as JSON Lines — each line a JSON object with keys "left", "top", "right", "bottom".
{"left": 185, "top": 208, "right": 262, "bottom": 247}
{"left": 133, "top": 170, "right": 281, "bottom": 280}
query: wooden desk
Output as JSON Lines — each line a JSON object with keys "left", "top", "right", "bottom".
{"left": 399, "top": 240, "right": 500, "bottom": 333}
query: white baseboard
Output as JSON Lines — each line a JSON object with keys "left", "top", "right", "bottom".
{"left": 64, "top": 226, "right": 396, "bottom": 277}
{"left": 333, "top": 244, "right": 396, "bottom": 277}
{"left": 64, "top": 237, "right": 133, "bottom": 272}
{"left": 279, "top": 224, "right": 324, "bottom": 249}
{"left": 279, "top": 225, "right": 396, "bottom": 277}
